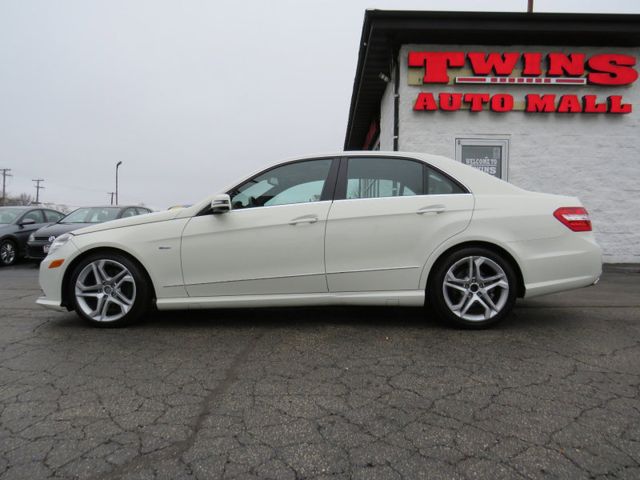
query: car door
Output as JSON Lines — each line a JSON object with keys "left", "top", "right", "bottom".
{"left": 181, "top": 158, "right": 338, "bottom": 297}
{"left": 324, "top": 156, "right": 474, "bottom": 292}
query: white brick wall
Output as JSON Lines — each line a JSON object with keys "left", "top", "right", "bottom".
{"left": 390, "top": 44, "right": 640, "bottom": 263}
{"left": 379, "top": 81, "right": 394, "bottom": 151}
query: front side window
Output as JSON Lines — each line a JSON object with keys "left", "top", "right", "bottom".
{"left": 22, "top": 210, "right": 44, "bottom": 223}
{"left": 346, "top": 157, "right": 424, "bottom": 199}
{"left": 230, "top": 159, "right": 333, "bottom": 209}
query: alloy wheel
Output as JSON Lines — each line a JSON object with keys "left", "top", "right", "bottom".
{"left": 442, "top": 255, "right": 510, "bottom": 322}
{"left": 74, "top": 259, "right": 137, "bottom": 322}
{"left": 0, "top": 241, "right": 16, "bottom": 265}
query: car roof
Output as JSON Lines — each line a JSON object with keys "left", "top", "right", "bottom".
{"left": 70, "top": 205, "right": 146, "bottom": 209}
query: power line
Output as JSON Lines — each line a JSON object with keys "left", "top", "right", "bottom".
{"left": 1, "top": 168, "right": 12, "bottom": 205}
{"left": 32, "top": 178, "right": 45, "bottom": 204}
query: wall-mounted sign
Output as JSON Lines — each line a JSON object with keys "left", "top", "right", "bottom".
{"left": 408, "top": 51, "right": 637, "bottom": 114}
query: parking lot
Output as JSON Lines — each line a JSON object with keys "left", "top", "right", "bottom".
{"left": 0, "top": 263, "right": 638, "bottom": 479}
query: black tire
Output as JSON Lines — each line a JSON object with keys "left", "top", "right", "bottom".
{"left": 428, "top": 247, "right": 517, "bottom": 328}
{"left": 68, "top": 252, "right": 151, "bottom": 327}
{"left": 0, "top": 239, "right": 19, "bottom": 266}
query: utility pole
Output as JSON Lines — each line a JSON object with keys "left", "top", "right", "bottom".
{"left": 1, "top": 168, "right": 12, "bottom": 205}
{"left": 527, "top": 0, "right": 534, "bottom": 13}
{"left": 32, "top": 179, "right": 44, "bottom": 204}
{"left": 108, "top": 192, "right": 115, "bottom": 205}
{"left": 115, "top": 161, "right": 123, "bottom": 206}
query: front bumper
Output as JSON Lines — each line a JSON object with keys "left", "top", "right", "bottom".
{"left": 36, "top": 237, "right": 80, "bottom": 311}
{"left": 36, "top": 296, "right": 66, "bottom": 311}
{"left": 26, "top": 240, "right": 51, "bottom": 260}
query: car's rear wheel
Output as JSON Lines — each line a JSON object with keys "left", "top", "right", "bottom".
{"left": 0, "top": 239, "right": 18, "bottom": 266}
{"left": 69, "top": 252, "right": 150, "bottom": 327}
{"left": 428, "top": 247, "right": 517, "bottom": 328}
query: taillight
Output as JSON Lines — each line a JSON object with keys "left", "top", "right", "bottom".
{"left": 553, "top": 207, "right": 592, "bottom": 232}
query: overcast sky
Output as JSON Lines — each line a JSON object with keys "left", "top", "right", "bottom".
{"left": 1, "top": 0, "right": 638, "bottom": 209}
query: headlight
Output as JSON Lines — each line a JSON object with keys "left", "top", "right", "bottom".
{"left": 48, "top": 233, "right": 73, "bottom": 255}
{"left": 28, "top": 233, "right": 35, "bottom": 242}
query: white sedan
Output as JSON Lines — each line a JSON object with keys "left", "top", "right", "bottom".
{"left": 37, "top": 152, "right": 602, "bottom": 328}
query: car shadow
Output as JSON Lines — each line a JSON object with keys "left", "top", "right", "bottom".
{"left": 47, "top": 303, "right": 582, "bottom": 332}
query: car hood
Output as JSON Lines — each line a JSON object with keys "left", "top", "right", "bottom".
{"left": 72, "top": 210, "right": 181, "bottom": 236}
{"left": 34, "top": 223, "right": 92, "bottom": 238}
{"left": 0, "top": 224, "right": 17, "bottom": 234}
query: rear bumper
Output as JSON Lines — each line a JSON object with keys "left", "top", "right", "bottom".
{"left": 512, "top": 232, "right": 602, "bottom": 299}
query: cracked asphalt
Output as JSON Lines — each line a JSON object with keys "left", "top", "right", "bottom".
{"left": 1, "top": 263, "right": 639, "bottom": 479}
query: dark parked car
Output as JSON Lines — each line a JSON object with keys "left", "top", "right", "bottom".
{"left": 0, "top": 206, "right": 65, "bottom": 266}
{"left": 26, "top": 205, "right": 152, "bottom": 260}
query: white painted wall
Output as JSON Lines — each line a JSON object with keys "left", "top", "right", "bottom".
{"left": 392, "top": 44, "right": 640, "bottom": 263}
{"left": 379, "top": 79, "right": 395, "bottom": 150}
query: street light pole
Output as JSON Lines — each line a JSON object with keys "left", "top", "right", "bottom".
{"left": 115, "top": 161, "right": 123, "bottom": 205}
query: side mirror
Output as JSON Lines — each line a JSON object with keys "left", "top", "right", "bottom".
{"left": 19, "top": 218, "right": 36, "bottom": 227}
{"left": 211, "top": 194, "right": 232, "bottom": 214}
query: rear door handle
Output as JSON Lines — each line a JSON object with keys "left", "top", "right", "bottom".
{"left": 417, "top": 204, "right": 446, "bottom": 215}
{"left": 289, "top": 215, "right": 319, "bottom": 225}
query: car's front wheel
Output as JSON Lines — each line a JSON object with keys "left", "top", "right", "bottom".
{"left": 0, "top": 239, "right": 18, "bottom": 266}
{"left": 69, "top": 252, "right": 151, "bottom": 327}
{"left": 428, "top": 247, "right": 517, "bottom": 328}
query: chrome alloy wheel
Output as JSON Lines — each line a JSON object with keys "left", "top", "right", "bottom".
{"left": 0, "top": 241, "right": 16, "bottom": 265}
{"left": 74, "top": 259, "right": 136, "bottom": 322}
{"left": 442, "top": 256, "right": 509, "bottom": 322}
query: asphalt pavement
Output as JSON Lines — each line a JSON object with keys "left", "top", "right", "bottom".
{"left": 0, "top": 263, "right": 639, "bottom": 479}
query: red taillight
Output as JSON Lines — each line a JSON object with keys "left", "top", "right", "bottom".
{"left": 553, "top": 207, "right": 592, "bottom": 232}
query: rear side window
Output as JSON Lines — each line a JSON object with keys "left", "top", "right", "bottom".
{"left": 44, "top": 210, "right": 64, "bottom": 222}
{"left": 425, "top": 167, "right": 466, "bottom": 195}
{"left": 346, "top": 157, "right": 424, "bottom": 199}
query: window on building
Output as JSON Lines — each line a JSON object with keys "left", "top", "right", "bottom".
{"left": 455, "top": 138, "right": 509, "bottom": 180}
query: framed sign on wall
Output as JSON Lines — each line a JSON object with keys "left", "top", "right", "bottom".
{"left": 455, "top": 138, "right": 509, "bottom": 180}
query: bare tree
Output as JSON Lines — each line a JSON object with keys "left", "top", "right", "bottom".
{"left": 3, "top": 193, "right": 35, "bottom": 206}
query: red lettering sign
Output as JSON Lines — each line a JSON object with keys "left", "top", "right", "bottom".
{"left": 408, "top": 51, "right": 638, "bottom": 86}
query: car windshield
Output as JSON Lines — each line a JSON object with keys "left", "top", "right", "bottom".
{"left": 0, "top": 208, "right": 26, "bottom": 224}
{"left": 60, "top": 207, "right": 121, "bottom": 224}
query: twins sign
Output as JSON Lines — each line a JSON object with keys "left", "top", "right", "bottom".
{"left": 408, "top": 51, "right": 638, "bottom": 114}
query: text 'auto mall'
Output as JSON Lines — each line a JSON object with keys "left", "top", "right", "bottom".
{"left": 344, "top": 11, "right": 640, "bottom": 263}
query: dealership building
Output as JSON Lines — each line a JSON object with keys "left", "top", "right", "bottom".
{"left": 345, "top": 11, "right": 640, "bottom": 263}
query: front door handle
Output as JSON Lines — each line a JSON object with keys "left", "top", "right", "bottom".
{"left": 289, "top": 215, "right": 319, "bottom": 225}
{"left": 417, "top": 204, "right": 446, "bottom": 215}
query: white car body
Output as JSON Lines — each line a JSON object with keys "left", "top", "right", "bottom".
{"left": 37, "top": 152, "right": 602, "bottom": 315}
